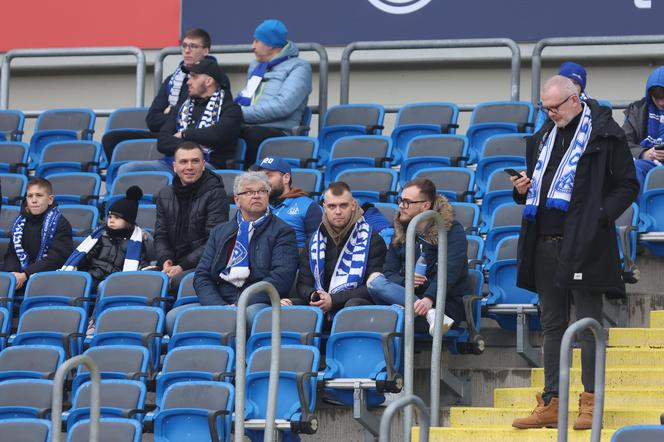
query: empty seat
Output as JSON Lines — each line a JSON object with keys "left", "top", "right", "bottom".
{"left": 60, "top": 204, "right": 100, "bottom": 238}
{"left": 290, "top": 168, "right": 322, "bottom": 197}
{"left": 324, "top": 136, "right": 392, "bottom": 184}
{"left": 95, "top": 270, "right": 169, "bottom": 313}
{"left": 412, "top": 167, "right": 475, "bottom": 202}
{"left": 0, "top": 173, "right": 27, "bottom": 206}
{"left": 13, "top": 306, "right": 87, "bottom": 357}
{"left": 0, "top": 418, "right": 50, "bottom": 442}
{"left": 47, "top": 172, "right": 101, "bottom": 206}
{"left": 0, "top": 142, "right": 29, "bottom": 174}
{"left": 29, "top": 109, "right": 95, "bottom": 163}
{"left": 0, "top": 273, "right": 16, "bottom": 316}
{"left": 372, "top": 202, "right": 398, "bottom": 226}
{"left": 106, "top": 139, "right": 161, "bottom": 185}
{"left": 0, "top": 207, "right": 20, "bottom": 238}
{"left": 173, "top": 272, "right": 197, "bottom": 308}
{"left": 482, "top": 203, "right": 523, "bottom": 267}
{"left": 72, "top": 345, "right": 150, "bottom": 392}
{"left": 639, "top": 167, "right": 664, "bottom": 255}
{"left": 153, "top": 381, "right": 234, "bottom": 442}
{"left": 0, "top": 110, "right": 25, "bottom": 142}
{"left": 318, "top": 104, "right": 385, "bottom": 163}
{"left": 35, "top": 141, "right": 102, "bottom": 177}
{"left": 0, "top": 379, "right": 53, "bottom": 419}
{"left": 20, "top": 271, "right": 92, "bottom": 314}
{"left": 335, "top": 168, "right": 398, "bottom": 204}
{"left": 105, "top": 108, "right": 149, "bottom": 132}
{"left": 214, "top": 170, "right": 242, "bottom": 193}
{"left": 0, "top": 307, "right": 9, "bottom": 350}
{"left": 256, "top": 136, "right": 318, "bottom": 168}
{"left": 474, "top": 134, "right": 527, "bottom": 198}
{"left": 168, "top": 306, "right": 237, "bottom": 350}
{"left": 610, "top": 425, "right": 664, "bottom": 442}
{"left": 450, "top": 202, "right": 480, "bottom": 234}
{"left": 399, "top": 135, "right": 468, "bottom": 184}
{"left": 247, "top": 306, "right": 323, "bottom": 355}
{"left": 466, "top": 235, "right": 484, "bottom": 270}
{"left": 0, "top": 345, "right": 64, "bottom": 381}
{"left": 67, "top": 379, "right": 146, "bottom": 428}
{"left": 107, "top": 172, "right": 172, "bottom": 206}
{"left": 67, "top": 417, "right": 141, "bottom": 442}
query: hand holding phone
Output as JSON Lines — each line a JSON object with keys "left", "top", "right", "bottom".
{"left": 504, "top": 168, "right": 523, "bottom": 177}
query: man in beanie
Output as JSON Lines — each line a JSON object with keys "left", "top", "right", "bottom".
{"left": 236, "top": 19, "right": 312, "bottom": 168}
{"left": 118, "top": 58, "right": 242, "bottom": 174}
{"left": 253, "top": 156, "right": 321, "bottom": 248}
{"left": 535, "top": 61, "right": 589, "bottom": 130}
{"left": 101, "top": 28, "right": 216, "bottom": 160}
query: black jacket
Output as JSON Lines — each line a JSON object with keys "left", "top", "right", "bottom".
{"left": 514, "top": 99, "right": 639, "bottom": 294}
{"left": 78, "top": 228, "right": 149, "bottom": 286}
{"left": 146, "top": 72, "right": 190, "bottom": 132}
{"left": 157, "top": 78, "right": 243, "bottom": 169}
{"left": 622, "top": 97, "right": 649, "bottom": 159}
{"left": 296, "top": 224, "right": 387, "bottom": 312}
{"left": 3, "top": 207, "right": 73, "bottom": 276}
{"left": 154, "top": 170, "right": 229, "bottom": 270}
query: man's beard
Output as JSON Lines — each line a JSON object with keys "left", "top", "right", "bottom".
{"left": 269, "top": 182, "right": 285, "bottom": 205}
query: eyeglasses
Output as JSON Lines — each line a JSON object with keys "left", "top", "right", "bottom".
{"left": 396, "top": 197, "right": 428, "bottom": 208}
{"left": 181, "top": 42, "right": 206, "bottom": 51}
{"left": 538, "top": 94, "right": 575, "bottom": 114}
{"left": 237, "top": 189, "right": 269, "bottom": 197}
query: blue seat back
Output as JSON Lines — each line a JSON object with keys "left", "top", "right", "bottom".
{"left": 0, "top": 110, "right": 25, "bottom": 141}
{"left": 256, "top": 136, "right": 319, "bottom": 168}
{"left": 335, "top": 167, "right": 398, "bottom": 204}
{"left": 0, "top": 173, "right": 27, "bottom": 206}
{"left": 46, "top": 172, "right": 101, "bottom": 206}
{"left": 105, "top": 107, "right": 149, "bottom": 132}
{"left": 0, "top": 141, "right": 29, "bottom": 173}
{"left": 318, "top": 104, "right": 385, "bottom": 163}
{"left": 0, "top": 418, "right": 50, "bottom": 442}
{"left": 412, "top": 167, "right": 475, "bottom": 202}
{"left": 21, "top": 271, "right": 92, "bottom": 314}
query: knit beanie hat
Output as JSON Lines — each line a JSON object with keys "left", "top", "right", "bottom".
{"left": 253, "top": 19, "right": 288, "bottom": 48}
{"left": 558, "top": 62, "right": 587, "bottom": 93}
{"left": 108, "top": 186, "right": 143, "bottom": 225}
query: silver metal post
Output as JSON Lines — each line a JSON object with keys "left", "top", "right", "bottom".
{"left": 51, "top": 355, "right": 101, "bottom": 442}
{"left": 380, "top": 395, "right": 430, "bottom": 442}
{"left": 557, "top": 317, "right": 607, "bottom": 442}
{"left": 234, "top": 281, "right": 281, "bottom": 442}
{"left": 429, "top": 221, "right": 448, "bottom": 427}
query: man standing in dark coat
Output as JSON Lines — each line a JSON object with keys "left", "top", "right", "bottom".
{"left": 511, "top": 76, "right": 638, "bottom": 430}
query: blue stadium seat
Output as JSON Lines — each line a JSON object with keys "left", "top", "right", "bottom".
{"left": 155, "top": 345, "right": 234, "bottom": 406}
{"left": 465, "top": 101, "right": 534, "bottom": 163}
{"left": 153, "top": 381, "right": 234, "bottom": 442}
{"left": 292, "top": 106, "right": 313, "bottom": 136}
{"left": 245, "top": 345, "right": 320, "bottom": 441}
{"left": 0, "top": 307, "right": 9, "bottom": 351}
{"left": 67, "top": 379, "right": 146, "bottom": 429}
{"left": 0, "top": 273, "right": 16, "bottom": 320}
{"left": 0, "top": 110, "right": 25, "bottom": 142}
{"left": 59, "top": 204, "right": 100, "bottom": 238}
{"left": 72, "top": 345, "right": 150, "bottom": 392}
{"left": 391, "top": 102, "right": 459, "bottom": 163}
{"left": 12, "top": 306, "right": 87, "bottom": 357}
{"left": 399, "top": 135, "right": 468, "bottom": 183}
{"left": 247, "top": 306, "right": 323, "bottom": 355}
{"left": 35, "top": 140, "right": 102, "bottom": 177}
{"left": 256, "top": 136, "right": 319, "bottom": 169}
{"left": 0, "top": 345, "right": 64, "bottom": 382}
{"left": 482, "top": 203, "right": 523, "bottom": 268}
{"left": 46, "top": 172, "right": 101, "bottom": 206}
{"left": 29, "top": 109, "right": 95, "bottom": 164}
{"left": 173, "top": 272, "right": 197, "bottom": 308}
{"left": 20, "top": 271, "right": 92, "bottom": 314}
{"left": 105, "top": 108, "right": 149, "bottom": 133}
{"left": 0, "top": 379, "right": 53, "bottom": 419}
{"left": 106, "top": 172, "right": 172, "bottom": 207}
{"left": 0, "top": 142, "right": 29, "bottom": 174}
{"left": 474, "top": 134, "right": 527, "bottom": 198}
{"left": 412, "top": 167, "right": 475, "bottom": 202}
{"left": 335, "top": 167, "right": 398, "bottom": 204}
{"left": 450, "top": 202, "right": 480, "bottom": 235}
{"left": 0, "top": 418, "right": 50, "bottom": 441}
{"left": 0, "top": 207, "right": 21, "bottom": 238}
{"left": 444, "top": 268, "right": 484, "bottom": 355}
{"left": 290, "top": 168, "right": 323, "bottom": 198}
{"left": 168, "top": 306, "right": 237, "bottom": 350}
{"left": 95, "top": 271, "right": 169, "bottom": 313}
{"left": 616, "top": 203, "right": 639, "bottom": 280}
{"left": 214, "top": 170, "right": 242, "bottom": 195}
{"left": 638, "top": 167, "right": 664, "bottom": 255}
{"left": 318, "top": 104, "right": 385, "bottom": 164}
{"left": 320, "top": 306, "right": 403, "bottom": 407}
{"left": 610, "top": 424, "right": 664, "bottom": 441}
{"left": 324, "top": 135, "right": 392, "bottom": 185}
{"left": 466, "top": 235, "right": 484, "bottom": 270}
{"left": 106, "top": 139, "right": 161, "bottom": 185}
{"left": 67, "top": 417, "right": 141, "bottom": 442}
{"left": 0, "top": 173, "right": 27, "bottom": 206}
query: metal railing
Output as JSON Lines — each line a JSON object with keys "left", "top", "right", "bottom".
{"left": 403, "top": 210, "right": 448, "bottom": 441}
{"left": 0, "top": 47, "right": 146, "bottom": 109}
{"left": 340, "top": 38, "right": 522, "bottom": 112}
{"left": 234, "top": 281, "right": 282, "bottom": 442}
{"left": 531, "top": 35, "right": 664, "bottom": 105}
{"left": 557, "top": 318, "right": 607, "bottom": 442}
{"left": 154, "top": 43, "right": 328, "bottom": 130}
{"left": 379, "top": 394, "right": 430, "bottom": 442}
{"left": 51, "top": 355, "right": 101, "bottom": 442}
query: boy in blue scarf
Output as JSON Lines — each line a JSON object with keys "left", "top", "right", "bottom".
{"left": 3, "top": 178, "right": 73, "bottom": 289}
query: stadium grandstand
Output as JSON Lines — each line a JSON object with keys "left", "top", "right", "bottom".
{"left": 1, "top": 1, "right": 664, "bottom": 441}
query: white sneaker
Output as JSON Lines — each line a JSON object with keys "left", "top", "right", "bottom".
{"left": 426, "top": 309, "right": 454, "bottom": 336}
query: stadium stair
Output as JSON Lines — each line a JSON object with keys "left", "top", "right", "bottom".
{"left": 415, "top": 309, "right": 664, "bottom": 441}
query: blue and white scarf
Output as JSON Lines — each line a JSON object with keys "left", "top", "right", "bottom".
{"left": 219, "top": 209, "right": 271, "bottom": 288}
{"left": 234, "top": 53, "right": 290, "bottom": 106}
{"left": 176, "top": 88, "right": 224, "bottom": 134}
{"left": 641, "top": 102, "right": 664, "bottom": 149}
{"left": 524, "top": 102, "right": 592, "bottom": 222}
{"left": 309, "top": 217, "right": 372, "bottom": 295}
{"left": 12, "top": 207, "right": 62, "bottom": 271}
{"left": 60, "top": 225, "right": 143, "bottom": 272}
{"left": 167, "top": 63, "right": 187, "bottom": 107}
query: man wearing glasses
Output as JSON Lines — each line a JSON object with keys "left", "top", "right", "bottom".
{"left": 102, "top": 28, "right": 217, "bottom": 160}
{"left": 365, "top": 178, "right": 467, "bottom": 336}
{"left": 292, "top": 181, "right": 386, "bottom": 317}
{"left": 194, "top": 171, "right": 298, "bottom": 324}
{"left": 511, "top": 76, "right": 637, "bottom": 430}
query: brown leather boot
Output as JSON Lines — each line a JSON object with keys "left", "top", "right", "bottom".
{"left": 512, "top": 393, "right": 559, "bottom": 429}
{"left": 573, "top": 392, "right": 594, "bottom": 430}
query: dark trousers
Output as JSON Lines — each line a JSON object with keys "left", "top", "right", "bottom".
{"left": 101, "top": 130, "right": 158, "bottom": 161}
{"left": 534, "top": 237, "right": 604, "bottom": 400}
{"left": 240, "top": 126, "right": 287, "bottom": 169}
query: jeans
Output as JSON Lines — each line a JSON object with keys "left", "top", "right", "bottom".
{"left": 367, "top": 274, "right": 408, "bottom": 306}
{"left": 165, "top": 301, "right": 269, "bottom": 335}
{"left": 534, "top": 237, "right": 604, "bottom": 400}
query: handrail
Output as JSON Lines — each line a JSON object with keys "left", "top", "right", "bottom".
{"left": 51, "top": 355, "right": 101, "bottom": 442}
{"left": 1, "top": 46, "right": 146, "bottom": 109}
{"left": 340, "top": 38, "right": 521, "bottom": 106}
{"left": 557, "top": 317, "right": 607, "bottom": 442}
{"left": 379, "top": 394, "right": 430, "bottom": 442}
{"left": 531, "top": 35, "right": 664, "bottom": 104}
{"left": 154, "top": 43, "right": 328, "bottom": 131}
{"left": 234, "top": 281, "right": 281, "bottom": 442}
{"left": 403, "top": 210, "right": 448, "bottom": 441}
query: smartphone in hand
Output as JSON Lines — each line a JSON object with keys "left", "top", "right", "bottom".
{"left": 654, "top": 144, "right": 664, "bottom": 151}
{"left": 504, "top": 168, "right": 523, "bottom": 177}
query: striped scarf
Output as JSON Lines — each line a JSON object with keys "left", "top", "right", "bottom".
{"left": 61, "top": 225, "right": 143, "bottom": 272}
{"left": 167, "top": 63, "right": 187, "bottom": 107}
{"left": 524, "top": 103, "right": 592, "bottom": 222}
{"left": 309, "top": 217, "right": 372, "bottom": 295}
{"left": 12, "top": 207, "right": 62, "bottom": 271}
{"left": 234, "top": 53, "right": 290, "bottom": 106}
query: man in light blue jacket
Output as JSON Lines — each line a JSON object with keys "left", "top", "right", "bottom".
{"left": 236, "top": 19, "right": 313, "bottom": 168}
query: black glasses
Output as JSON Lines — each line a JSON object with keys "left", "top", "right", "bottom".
{"left": 538, "top": 94, "right": 575, "bottom": 114}
{"left": 237, "top": 189, "right": 269, "bottom": 197}
{"left": 396, "top": 197, "right": 427, "bottom": 208}
{"left": 181, "top": 42, "right": 206, "bottom": 51}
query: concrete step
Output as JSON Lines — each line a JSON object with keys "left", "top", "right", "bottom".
{"left": 448, "top": 406, "right": 661, "bottom": 429}
{"left": 530, "top": 367, "right": 664, "bottom": 388}
{"left": 417, "top": 427, "right": 615, "bottom": 442}
{"left": 571, "top": 347, "right": 664, "bottom": 367}
{"left": 651, "top": 310, "right": 664, "bottom": 328}
{"left": 609, "top": 328, "right": 664, "bottom": 347}
{"left": 494, "top": 387, "right": 664, "bottom": 409}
